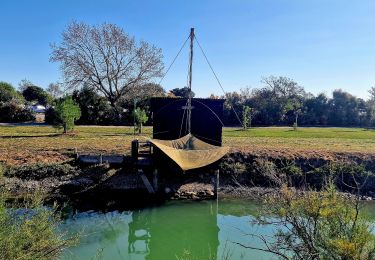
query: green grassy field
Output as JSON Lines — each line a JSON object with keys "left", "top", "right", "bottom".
{"left": 0, "top": 125, "right": 374, "bottom": 166}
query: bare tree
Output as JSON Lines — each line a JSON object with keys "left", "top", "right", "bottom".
{"left": 47, "top": 82, "right": 63, "bottom": 99}
{"left": 18, "top": 79, "right": 34, "bottom": 92}
{"left": 369, "top": 86, "right": 375, "bottom": 101}
{"left": 50, "top": 21, "right": 164, "bottom": 116}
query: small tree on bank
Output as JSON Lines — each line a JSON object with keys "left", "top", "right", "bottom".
{"left": 132, "top": 107, "right": 148, "bottom": 134}
{"left": 55, "top": 96, "right": 81, "bottom": 133}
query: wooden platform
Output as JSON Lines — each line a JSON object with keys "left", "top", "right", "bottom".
{"left": 78, "top": 154, "right": 124, "bottom": 165}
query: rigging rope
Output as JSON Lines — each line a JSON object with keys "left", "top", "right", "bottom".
{"left": 158, "top": 35, "right": 190, "bottom": 86}
{"left": 194, "top": 36, "right": 244, "bottom": 128}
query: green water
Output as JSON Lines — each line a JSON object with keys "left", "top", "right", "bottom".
{"left": 60, "top": 199, "right": 375, "bottom": 260}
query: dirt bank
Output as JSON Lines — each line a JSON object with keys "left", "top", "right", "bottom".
{"left": 1, "top": 150, "right": 375, "bottom": 204}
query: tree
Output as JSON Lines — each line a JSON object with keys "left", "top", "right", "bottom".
{"left": 18, "top": 79, "right": 34, "bottom": 92}
{"left": 0, "top": 101, "right": 35, "bottom": 123}
{"left": 50, "top": 21, "right": 164, "bottom": 117}
{"left": 119, "top": 82, "right": 165, "bottom": 111}
{"left": 261, "top": 76, "right": 306, "bottom": 124}
{"left": 72, "top": 85, "right": 113, "bottom": 125}
{"left": 285, "top": 99, "right": 302, "bottom": 130}
{"left": 170, "top": 87, "right": 195, "bottom": 98}
{"left": 0, "top": 82, "right": 20, "bottom": 103}
{"left": 242, "top": 184, "right": 375, "bottom": 259}
{"left": 132, "top": 107, "right": 148, "bottom": 134}
{"left": 369, "top": 86, "right": 375, "bottom": 101}
{"left": 22, "top": 85, "right": 52, "bottom": 106}
{"left": 55, "top": 96, "right": 81, "bottom": 133}
{"left": 47, "top": 82, "right": 63, "bottom": 99}
{"left": 302, "top": 93, "right": 329, "bottom": 125}
{"left": 242, "top": 105, "right": 256, "bottom": 129}
{"left": 328, "top": 90, "right": 363, "bottom": 126}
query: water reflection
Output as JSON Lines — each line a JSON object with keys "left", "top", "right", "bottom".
{"left": 60, "top": 199, "right": 272, "bottom": 259}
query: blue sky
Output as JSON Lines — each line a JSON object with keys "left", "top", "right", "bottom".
{"left": 0, "top": 0, "right": 375, "bottom": 99}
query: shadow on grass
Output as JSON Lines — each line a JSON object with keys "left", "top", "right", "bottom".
{"left": 0, "top": 134, "right": 61, "bottom": 139}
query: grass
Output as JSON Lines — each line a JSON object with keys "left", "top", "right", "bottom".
{"left": 0, "top": 125, "right": 374, "bottom": 166}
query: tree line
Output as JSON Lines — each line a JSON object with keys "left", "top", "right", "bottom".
{"left": 220, "top": 76, "right": 375, "bottom": 128}
{"left": 1, "top": 21, "right": 374, "bottom": 129}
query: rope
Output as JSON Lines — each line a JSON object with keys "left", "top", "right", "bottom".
{"left": 193, "top": 100, "right": 225, "bottom": 126}
{"left": 158, "top": 35, "right": 190, "bottom": 86}
{"left": 179, "top": 98, "right": 189, "bottom": 137}
{"left": 194, "top": 36, "right": 244, "bottom": 128}
{"left": 193, "top": 133, "right": 222, "bottom": 145}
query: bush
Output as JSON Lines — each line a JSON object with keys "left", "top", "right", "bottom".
{"left": 0, "top": 190, "right": 77, "bottom": 259}
{"left": 0, "top": 101, "right": 35, "bottom": 122}
{"left": 0, "top": 163, "right": 3, "bottom": 179}
{"left": 5, "top": 163, "right": 79, "bottom": 180}
{"left": 306, "top": 161, "right": 372, "bottom": 191}
{"left": 252, "top": 184, "right": 375, "bottom": 259}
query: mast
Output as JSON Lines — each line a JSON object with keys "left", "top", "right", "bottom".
{"left": 187, "top": 28, "right": 194, "bottom": 134}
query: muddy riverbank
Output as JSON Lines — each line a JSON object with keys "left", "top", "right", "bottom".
{"left": 1, "top": 150, "right": 375, "bottom": 205}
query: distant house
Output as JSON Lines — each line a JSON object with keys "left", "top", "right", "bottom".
{"left": 28, "top": 104, "right": 46, "bottom": 122}
{"left": 29, "top": 104, "right": 46, "bottom": 113}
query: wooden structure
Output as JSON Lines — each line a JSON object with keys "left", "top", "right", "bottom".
{"left": 151, "top": 97, "right": 225, "bottom": 146}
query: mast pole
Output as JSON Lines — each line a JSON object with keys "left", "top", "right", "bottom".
{"left": 187, "top": 28, "right": 194, "bottom": 134}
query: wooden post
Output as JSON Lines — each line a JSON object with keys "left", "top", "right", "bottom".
{"left": 74, "top": 147, "right": 79, "bottom": 160}
{"left": 153, "top": 169, "right": 158, "bottom": 192}
{"left": 215, "top": 169, "right": 219, "bottom": 216}
{"left": 214, "top": 169, "right": 219, "bottom": 196}
{"left": 99, "top": 154, "right": 103, "bottom": 164}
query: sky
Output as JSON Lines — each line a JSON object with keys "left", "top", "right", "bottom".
{"left": 0, "top": 0, "right": 375, "bottom": 99}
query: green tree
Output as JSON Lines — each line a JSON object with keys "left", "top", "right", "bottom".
{"left": 22, "top": 85, "right": 53, "bottom": 106}
{"left": 72, "top": 85, "right": 112, "bottom": 125}
{"left": 242, "top": 105, "right": 256, "bottom": 129}
{"left": 0, "top": 82, "right": 21, "bottom": 103}
{"left": 244, "top": 184, "right": 375, "bottom": 259}
{"left": 55, "top": 96, "right": 81, "bottom": 133}
{"left": 132, "top": 107, "right": 148, "bottom": 134}
{"left": 170, "top": 87, "right": 195, "bottom": 98}
{"left": 285, "top": 99, "right": 302, "bottom": 130}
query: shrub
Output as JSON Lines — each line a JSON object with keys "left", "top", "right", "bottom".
{"left": 5, "top": 163, "right": 79, "bottom": 180}
{"left": 0, "top": 190, "right": 77, "bottom": 259}
{"left": 249, "top": 184, "right": 375, "bottom": 259}
{"left": 0, "top": 101, "right": 35, "bottom": 122}
{"left": 306, "top": 161, "right": 372, "bottom": 191}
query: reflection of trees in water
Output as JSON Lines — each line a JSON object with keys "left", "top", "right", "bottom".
{"left": 128, "top": 201, "right": 219, "bottom": 260}
{"left": 128, "top": 209, "right": 152, "bottom": 255}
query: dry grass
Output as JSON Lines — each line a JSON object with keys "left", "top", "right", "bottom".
{"left": 0, "top": 125, "right": 374, "bottom": 166}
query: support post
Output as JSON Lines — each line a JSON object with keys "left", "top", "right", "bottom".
{"left": 153, "top": 169, "right": 158, "bottom": 192}
{"left": 75, "top": 147, "right": 79, "bottom": 160}
{"left": 99, "top": 154, "right": 103, "bottom": 164}
{"left": 214, "top": 169, "right": 219, "bottom": 196}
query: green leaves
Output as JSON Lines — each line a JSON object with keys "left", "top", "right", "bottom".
{"left": 55, "top": 96, "right": 81, "bottom": 133}
{"left": 132, "top": 107, "right": 148, "bottom": 134}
